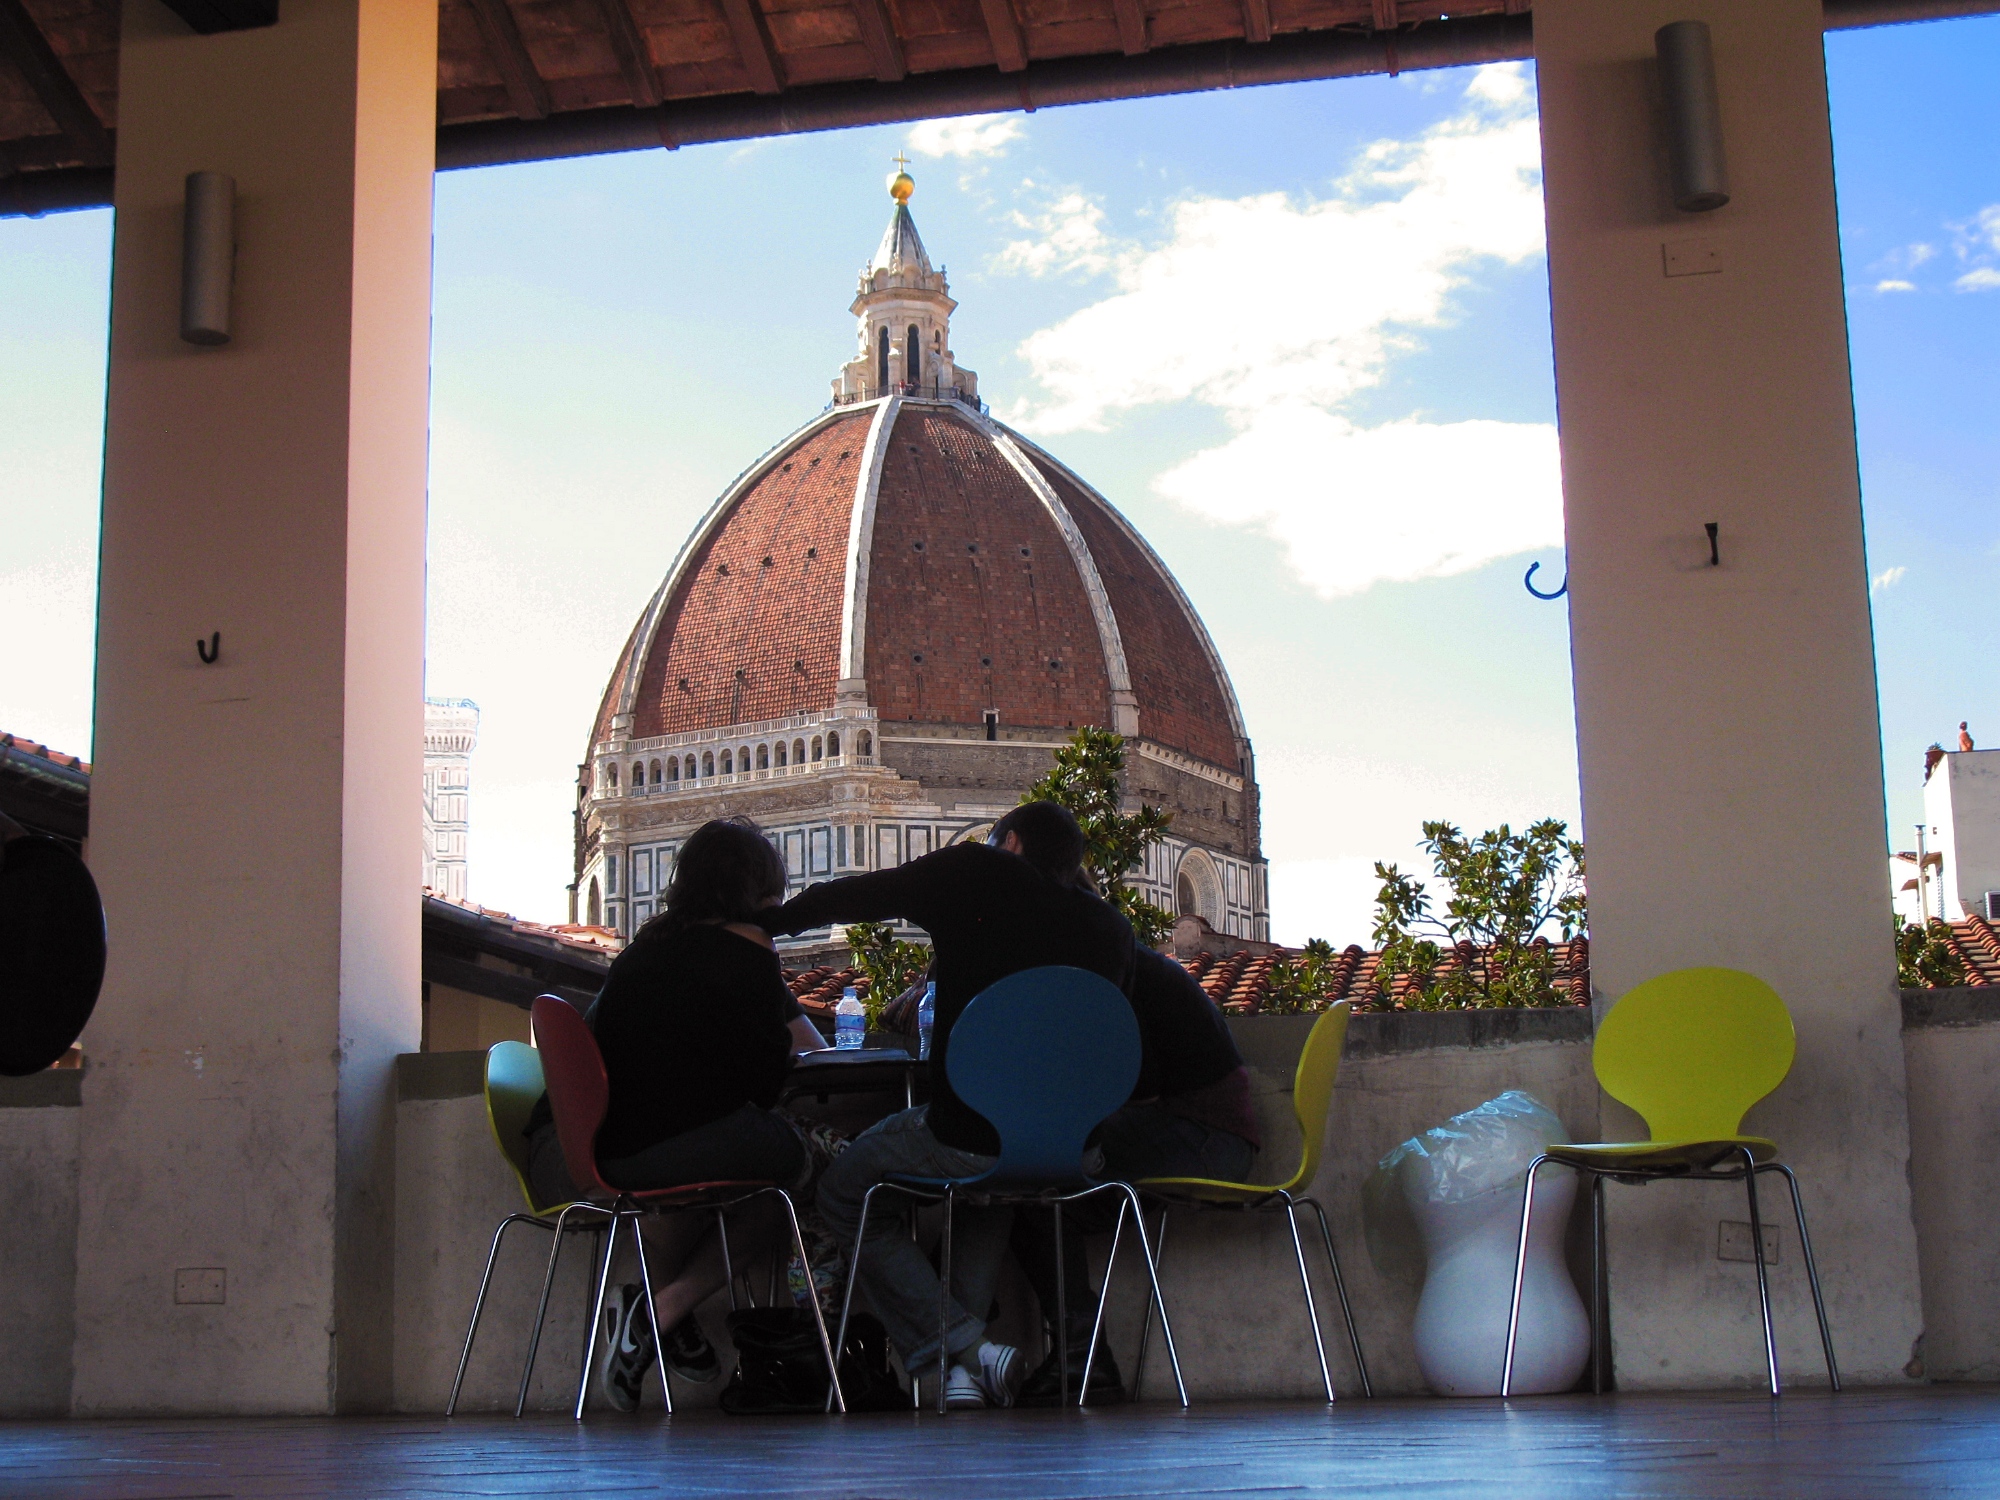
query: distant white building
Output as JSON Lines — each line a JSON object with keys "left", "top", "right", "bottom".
{"left": 424, "top": 698, "right": 479, "bottom": 901}
{"left": 1920, "top": 749, "right": 2000, "bottom": 922}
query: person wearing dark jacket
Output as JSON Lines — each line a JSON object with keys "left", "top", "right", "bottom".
{"left": 523, "top": 818, "right": 824, "bottom": 1411}
{"left": 1010, "top": 943, "right": 1260, "bottom": 1405}
{"left": 762, "top": 801, "right": 1136, "bottom": 1410}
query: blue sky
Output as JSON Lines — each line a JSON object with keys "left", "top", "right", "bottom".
{"left": 2, "top": 20, "right": 1995, "bottom": 941}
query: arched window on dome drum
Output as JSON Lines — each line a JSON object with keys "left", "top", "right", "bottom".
{"left": 703, "top": 752, "right": 715, "bottom": 778}
{"left": 906, "top": 325, "right": 920, "bottom": 388}
{"left": 668, "top": 756, "right": 680, "bottom": 782}
{"left": 632, "top": 761, "right": 645, "bottom": 788}
{"left": 587, "top": 878, "right": 601, "bottom": 927}
{"left": 775, "top": 742, "right": 787, "bottom": 768}
{"left": 877, "top": 325, "right": 889, "bottom": 392}
{"left": 649, "top": 759, "right": 661, "bottom": 787}
{"left": 1177, "top": 873, "right": 1197, "bottom": 917}
{"left": 858, "top": 730, "right": 872, "bottom": 758}
{"left": 757, "top": 744, "right": 769, "bottom": 771}
{"left": 721, "top": 749, "right": 733, "bottom": 775}
{"left": 793, "top": 739, "right": 806, "bottom": 765}
{"left": 827, "top": 731, "right": 840, "bottom": 758}
{"left": 607, "top": 763, "right": 618, "bottom": 790}
{"left": 811, "top": 737, "right": 823, "bottom": 762}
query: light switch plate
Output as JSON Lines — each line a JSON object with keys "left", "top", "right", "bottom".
{"left": 1664, "top": 239, "right": 1723, "bottom": 278}
{"left": 1717, "top": 1221, "right": 1781, "bottom": 1263}
{"left": 174, "top": 1267, "right": 226, "bottom": 1304}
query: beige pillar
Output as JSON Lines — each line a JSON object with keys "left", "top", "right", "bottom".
{"left": 1536, "top": 0, "right": 1922, "bottom": 1388}
{"left": 73, "top": 0, "right": 435, "bottom": 1413}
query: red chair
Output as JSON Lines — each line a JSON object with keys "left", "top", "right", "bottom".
{"left": 527, "top": 995, "right": 846, "bottom": 1417}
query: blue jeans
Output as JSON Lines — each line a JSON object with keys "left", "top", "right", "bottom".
{"left": 816, "top": 1106, "right": 1010, "bottom": 1372}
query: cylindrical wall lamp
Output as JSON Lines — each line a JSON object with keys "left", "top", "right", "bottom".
{"left": 1655, "top": 21, "right": 1729, "bottom": 213}
{"left": 180, "top": 171, "right": 235, "bottom": 346}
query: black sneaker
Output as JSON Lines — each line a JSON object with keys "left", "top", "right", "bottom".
{"left": 1016, "top": 1342, "right": 1125, "bottom": 1408}
{"left": 596, "top": 1283, "right": 657, "bottom": 1413}
{"left": 662, "top": 1311, "right": 719, "bottom": 1384}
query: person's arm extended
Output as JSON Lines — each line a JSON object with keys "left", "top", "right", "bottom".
{"left": 759, "top": 847, "right": 968, "bottom": 937}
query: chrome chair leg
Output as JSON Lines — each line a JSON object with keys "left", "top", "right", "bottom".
{"left": 1501, "top": 1153, "right": 1552, "bottom": 1398}
{"left": 1278, "top": 1192, "right": 1335, "bottom": 1403}
{"left": 1297, "top": 1196, "right": 1372, "bottom": 1398}
{"left": 767, "top": 1186, "right": 846, "bottom": 1414}
{"left": 629, "top": 1207, "right": 671, "bottom": 1416}
{"left": 1758, "top": 1162, "right": 1840, "bottom": 1390}
{"left": 829, "top": 1182, "right": 885, "bottom": 1413}
{"left": 1589, "top": 1173, "right": 1606, "bottom": 1395}
{"left": 717, "top": 1209, "right": 739, "bottom": 1312}
{"left": 1132, "top": 1205, "right": 1169, "bottom": 1398}
{"left": 575, "top": 1207, "right": 629, "bottom": 1419}
{"left": 449, "top": 1213, "right": 547, "bottom": 1416}
{"left": 1741, "top": 1147, "right": 1781, "bottom": 1397}
{"left": 1078, "top": 1196, "right": 1127, "bottom": 1407}
{"left": 518, "top": 1204, "right": 607, "bottom": 1418}
{"left": 1116, "top": 1184, "right": 1186, "bottom": 1407}
{"left": 936, "top": 1185, "right": 955, "bottom": 1415}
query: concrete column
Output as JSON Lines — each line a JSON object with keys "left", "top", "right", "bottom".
{"left": 72, "top": 0, "right": 435, "bottom": 1413}
{"left": 1536, "top": 0, "right": 1922, "bottom": 1388}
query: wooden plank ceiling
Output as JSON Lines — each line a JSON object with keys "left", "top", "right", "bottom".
{"left": 0, "top": 0, "right": 1523, "bottom": 179}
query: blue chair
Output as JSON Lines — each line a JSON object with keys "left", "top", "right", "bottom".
{"left": 830, "top": 965, "right": 1187, "bottom": 1412}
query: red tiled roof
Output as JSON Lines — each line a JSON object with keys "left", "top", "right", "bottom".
{"left": 422, "top": 890, "right": 621, "bottom": 960}
{"left": 0, "top": 732, "right": 91, "bottom": 776}
{"left": 1940, "top": 915, "right": 2000, "bottom": 987}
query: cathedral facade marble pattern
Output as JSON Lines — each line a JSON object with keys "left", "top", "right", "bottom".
{"left": 574, "top": 177, "right": 1267, "bottom": 948}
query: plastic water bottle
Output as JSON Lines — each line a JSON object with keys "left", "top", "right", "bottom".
{"left": 918, "top": 981, "right": 936, "bottom": 1060}
{"left": 835, "top": 987, "right": 866, "bottom": 1050}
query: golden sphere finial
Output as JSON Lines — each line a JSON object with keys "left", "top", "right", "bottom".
{"left": 888, "top": 152, "right": 914, "bottom": 204}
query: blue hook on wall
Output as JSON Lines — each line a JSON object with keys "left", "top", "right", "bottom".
{"left": 1524, "top": 560, "right": 1568, "bottom": 601}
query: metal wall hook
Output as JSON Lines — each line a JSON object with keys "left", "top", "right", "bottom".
{"left": 1524, "top": 560, "right": 1568, "bottom": 601}
{"left": 196, "top": 631, "right": 221, "bottom": 664}
{"left": 1706, "top": 522, "right": 1720, "bottom": 567}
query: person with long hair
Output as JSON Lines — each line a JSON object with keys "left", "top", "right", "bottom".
{"left": 524, "top": 818, "right": 828, "bottom": 1411}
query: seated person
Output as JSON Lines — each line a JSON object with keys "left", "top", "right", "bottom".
{"left": 1009, "top": 942, "right": 1260, "bottom": 1405}
{"left": 759, "top": 801, "right": 1136, "bottom": 1410}
{"left": 523, "top": 818, "right": 828, "bottom": 1410}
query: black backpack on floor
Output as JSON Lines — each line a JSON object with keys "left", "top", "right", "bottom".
{"left": 718, "top": 1308, "right": 905, "bottom": 1414}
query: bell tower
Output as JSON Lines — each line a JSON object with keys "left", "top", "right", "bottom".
{"left": 833, "top": 162, "right": 978, "bottom": 404}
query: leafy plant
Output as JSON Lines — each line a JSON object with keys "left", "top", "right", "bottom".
{"left": 1896, "top": 917, "right": 1966, "bottom": 989}
{"left": 1370, "top": 819, "right": 1587, "bottom": 1009}
{"left": 1024, "top": 727, "right": 1176, "bottom": 946}
{"left": 846, "top": 920, "right": 931, "bottom": 1027}
{"left": 1263, "top": 938, "right": 1344, "bottom": 1014}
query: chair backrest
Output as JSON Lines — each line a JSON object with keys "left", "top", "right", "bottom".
{"left": 529, "top": 995, "right": 615, "bottom": 1200}
{"left": 484, "top": 1040, "right": 549, "bottom": 1213}
{"left": 946, "top": 966, "right": 1140, "bottom": 1190}
{"left": 1593, "top": 966, "right": 1795, "bottom": 1144}
{"left": 1279, "top": 1002, "right": 1352, "bottom": 1193}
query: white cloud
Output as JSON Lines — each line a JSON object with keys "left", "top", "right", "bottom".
{"left": 994, "top": 193, "right": 1115, "bottom": 278}
{"left": 905, "top": 114, "right": 1023, "bottom": 160}
{"left": 1874, "top": 279, "right": 1917, "bottom": 293}
{"left": 1955, "top": 267, "right": 2000, "bottom": 292}
{"left": 1951, "top": 205, "right": 2000, "bottom": 290}
{"left": 1003, "top": 63, "right": 1557, "bottom": 595}
{"left": 1872, "top": 565, "right": 1908, "bottom": 593}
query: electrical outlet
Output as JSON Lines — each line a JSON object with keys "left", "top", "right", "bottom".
{"left": 1717, "top": 1221, "right": 1781, "bottom": 1264}
{"left": 174, "top": 1268, "right": 226, "bottom": 1305}
{"left": 1663, "top": 239, "right": 1723, "bottom": 278}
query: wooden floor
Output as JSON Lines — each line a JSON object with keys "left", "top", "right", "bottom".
{"left": 6, "top": 1388, "right": 1999, "bottom": 1499}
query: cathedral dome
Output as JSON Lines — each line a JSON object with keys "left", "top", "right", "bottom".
{"left": 576, "top": 172, "right": 1266, "bottom": 948}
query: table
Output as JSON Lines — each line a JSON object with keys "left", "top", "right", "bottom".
{"left": 782, "top": 1043, "right": 926, "bottom": 1112}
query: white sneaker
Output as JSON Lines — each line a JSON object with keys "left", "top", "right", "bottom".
{"left": 974, "top": 1341, "right": 1023, "bottom": 1409}
{"left": 943, "top": 1364, "right": 987, "bottom": 1410}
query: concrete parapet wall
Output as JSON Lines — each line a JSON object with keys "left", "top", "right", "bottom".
{"left": 0, "top": 1071, "right": 81, "bottom": 1416}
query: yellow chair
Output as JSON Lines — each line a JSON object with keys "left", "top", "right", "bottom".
{"left": 1501, "top": 967, "right": 1840, "bottom": 1397}
{"left": 446, "top": 1040, "right": 617, "bottom": 1416}
{"left": 1133, "top": 1002, "right": 1372, "bottom": 1401}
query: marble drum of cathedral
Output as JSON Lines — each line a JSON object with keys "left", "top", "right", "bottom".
{"left": 575, "top": 170, "right": 1269, "bottom": 951}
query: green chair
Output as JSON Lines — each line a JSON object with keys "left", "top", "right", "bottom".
{"left": 1500, "top": 967, "right": 1840, "bottom": 1397}
{"left": 446, "top": 1040, "right": 615, "bottom": 1416}
{"left": 1133, "top": 1002, "right": 1372, "bottom": 1402}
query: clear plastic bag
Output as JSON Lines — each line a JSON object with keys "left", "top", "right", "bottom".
{"left": 1363, "top": 1090, "right": 1570, "bottom": 1284}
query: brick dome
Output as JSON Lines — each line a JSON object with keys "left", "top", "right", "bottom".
{"left": 589, "top": 393, "right": 1248, "bottom": 773}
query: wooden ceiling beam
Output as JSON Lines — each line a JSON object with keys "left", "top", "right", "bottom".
{"left": 850, "top": 0, "right": 908, "bottom": 82}
{"left": 0, "top": 0, "right": 111, "bottom": 168}
{"left": 1113, "top": 0, "right": 1149, "bottom": 54}
{"left": 1240, "top": 0, "right": 1273, "bottom": 44}
{"left": 1370, "top": 0, "right": 1397, "bottom": 28}
{"left": 716, "top": 0, "right": 786, "bottom": 95}
{"left": 465, "top": 0, "right": 553, "bottom": 121}
{"left": 591, "top": 0, "right": 663, "bottom": 108}
{"left": 978, "top": 0, "right": 1029, "bottom": 72}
